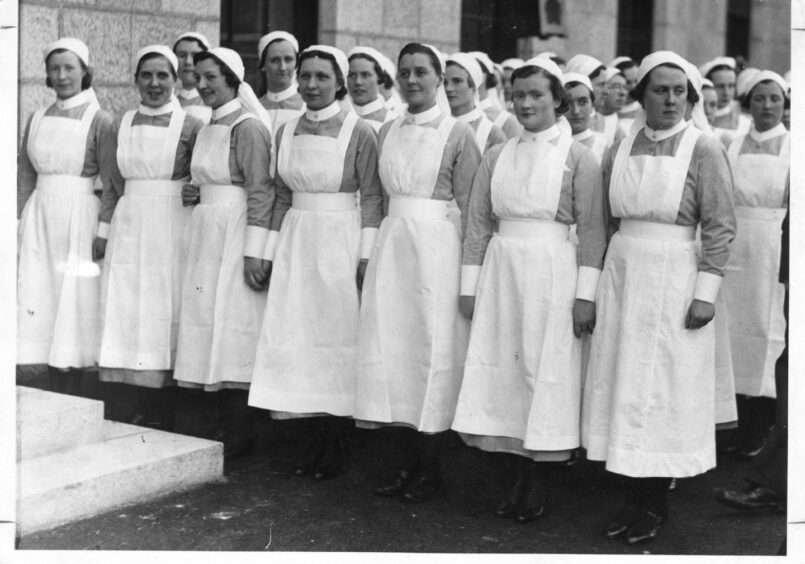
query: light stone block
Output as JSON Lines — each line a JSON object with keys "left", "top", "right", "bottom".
{"left": 193, "top": 20, "right": 221, "bottom": 49}
{"left": 337, "top": 0, "right": 383, "bottom": 33}
{"left": 19, "top": 4, "right": 59, "bottom": 82}
{"left": 95, "top": 0, "right": 159, "bottom": 11}
{"left": 95, "top": 85, "right": 139, "bottom": 117}
{"left": 420, "top": 0, "right": 460, "bottom": 45}
{"left": 318, "top": 0, "right": 338, "bottom": 32}
{"left": 62, "top": 9, "right": 132, "bottom": 83}
{"left": 383, "top": 0, "right": 419, "bottom": 38}
{"left": 161, "top": 0, "right": 219, "bottom": 18}
{"left": 133, "top": 14, "right": 193, "bottom": 55}
{"left": 18, "top": 83, "right": 54, "bottom": 144}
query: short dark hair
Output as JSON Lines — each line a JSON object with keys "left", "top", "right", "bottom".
{"left": 705, "top": 64, "right": 736, "bottom": 81}
{"left": 564, "top": 80, "right": 596, "bottom": 105}
{"left": 630, "top": 63, "right": 699, "bottom": 106}
{"left": 614, "top": 59, "right": 637, "bottom": 73}
{"left": 193, "top": 51, "right": 240, "bottom": 93}
{"left": 511, "top": 65, "right": 569, "bottom": 115}
{"left": 398, "top": 43, "right": 442, "bottom": 76}
{"left": 173, "top": 37, "right": 208, "bottom": 53}
{"left": 588, "top": 64, "right": 607, "bottom": 82}
{"left": 348, "top": 53, "right": 394, "bottom": 90}
{"left": 740, "top": 79, "right": 788, "bottom": 110}
{"left": 549, "top": 54, "right": 566, "bottom": 68}
{"left": 134, "top": 52, "right": 178, "bottom": 81}
{"left": 473, "top": 57, "right": 498, "bottom": 89}
{"left": 258, "top": 39, "right": 299, "bottom": 96}
{"left": 45, "top": 48, "right": 93, "bottom": 90}
{"left": 445, "top": 61, "right": 476, "bottom": 89}
{"left": 298, "top": 49, "right": 348, "bottom": 100}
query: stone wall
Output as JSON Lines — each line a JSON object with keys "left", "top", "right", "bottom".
{"left": 749, "top": 0, "right": 790, "bottom": 73}
{"left": 18, "top": 0, "right": 220, "bottom": 132}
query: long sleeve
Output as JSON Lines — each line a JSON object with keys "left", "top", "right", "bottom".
{"left": 450, "top": 122, "right": 483, "bottom": 237}
{"left": 352, "top": 121, "right": 383, "bottom": 230}
{"left": 232, "top": 118, "right": 273, "bottom": 258}
{"left": 571, "top": 144, "right": 607, "bottom": 270}
{"left": 461, "top": 145, "right": 500, "bottom": 269}
{"left": 98, "top": 115, "right": 125, "bottom": 230}
{"left": 17, "top": 114, "right": 36, "bottom": 218}
{"left": 600, "top": 140, "right": 620, "bottom": 242}
{"left": 269, "top": 123, "right": 293, "bottom": 233}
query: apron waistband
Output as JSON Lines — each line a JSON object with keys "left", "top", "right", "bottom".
{"left": 36, "top": 174, "right": 95, "bottom": 195}
{"left": 292, "top": 191, "right": 357, "bottom": 211}
{"left": 735, "top": 205, "right": 787, "bottom": 222}
{"left": 125, "top": 179, "right": 185, "bottom": 198}
{"left": 619, "top": 219, "right": 695, "bottom": 242}
{"left": 200, "top": 184, "right": 246, "bottom": 204}
{"left": 497, "top": 218, "right": 569, "bottom": 241}
{"left": 388, "top": 197, "right": 451, "bottom": 220}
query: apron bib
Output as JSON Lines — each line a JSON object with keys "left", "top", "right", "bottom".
{"left": 474, "top": 117, "right": 494, "bottom": 153}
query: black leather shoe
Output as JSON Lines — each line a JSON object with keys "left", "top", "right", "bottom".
{"left": 373, "top": 469, "right": 414, "bottom": 497}
{"left": 714, "top": 485, "right": 784, "bottom": 511}
{"left": 734, "top": 439, "right": 766, "bottom": 459}
{"left": 604, "top": 504, "right": 638, "bottom": 539}
{"left": 401, "top": 474, "right": 441, "bottom": 503}
{"left": 495, "top": 499, "right": 519, "bottom": 519}
{"left": 624, "top": 510, "right": 666, "bottom": 545}
{"left": 514, "top": 500, "right": 545, "bottom": 524}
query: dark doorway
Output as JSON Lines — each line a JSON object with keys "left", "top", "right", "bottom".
{"left": 616, "top": 0, "right": 654, "bottom": 61}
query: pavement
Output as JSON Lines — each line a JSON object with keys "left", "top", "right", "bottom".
{"left": 16, "top": 371, "right": 786, "bottom": 555}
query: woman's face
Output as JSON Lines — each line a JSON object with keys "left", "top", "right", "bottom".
{"left": 397, "top": 52, "right": 441, "bottom": 112}
{"left": 262, "top": 40, "right": 297, "bottom": 92}
{"left": 174, "top": 39, "right": 204, "bottom": 89}
{"left": 642, "top": 65, "right": 688, "bottom": 130}
{"left": 512, "top": 72, "right": 559, "bottom": 132}
{"left": 443, "top": 64, "right": 475, "bottom": 115}
{"left": 298, "top": 56, "right": 339, "bottom": 111}
{"left": 347, "top": 56, "right": 380, "bottom": 107}
{"left": 702, "top": 88, "right": 718, "bottom": 123}
{"left": 749, "top": 81, "right": 785, "bottom": 132}
{"left": 710, "top": 68, "right": 736, "bottom": 109}
{"left": 565, "top": 84, "right": 593, "bottom": 135}
{"left": 195, "top": 57, "right": 237, "bottom": 109}
{"left": 603, "top": 74, "right": 627, "bottom": 113}
{"left": 136, "top": 56, "right": 176, "bottom": 108}
{"left": 46, "top": 50, "right": 86, "bottom": 100}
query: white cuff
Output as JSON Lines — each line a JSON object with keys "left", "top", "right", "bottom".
{"left": 694, "top": 271, "right": 723, "bottom": 303}
{"left": 360, "top": 227, "right": 378, "bottom": 260}
{"left": 460, "top": 265, "right": 482, "bottom": 296}
{"left": 244, "top": 225, "right": 270, "bottom": 259}
{"left": 97, "top": 222, "right": 111, "bottom": 239}
{"left": 575, "top": 266, "right": 601, "bottom": 302}
{"left": 263, "top": 230, "right": 279, "bottom": 261}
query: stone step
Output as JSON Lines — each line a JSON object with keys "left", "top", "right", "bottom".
{"left": 18, "top": 420, "right": 223, "bottom": 535}
{"left": 17, "top": 386, "right": 105, "bottom": 461}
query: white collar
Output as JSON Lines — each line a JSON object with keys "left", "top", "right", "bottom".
{"left": 177, "top": 87, "right": 199, "bottom": 100}
{"left": 479, "top": 97, "right": 494, "bottom": 110}
{"left": 265, "top": 83, "right": 298, "bottom": 103}
{"left": 455, "top": 107, "right": 482, "bottom": 123}
{"left": 138, "top": 102, "right": 174, "bottom": 116}
{"left": 305, "top": 101, "right": 341, "bottom": 122}
{"left": 404, "top": 104, "right": 442, "bottom": 125}
{"left": 620, "top": 100, "right": 641, "bottom": 114}
{"left": 750, "top": 123, "right": 786, "bottom": 143}
{"left": 521, "top": 124, "right": 560, "bottom": 143}
{"left": 353, "top": 97, "right": 385, "bottom": 116}
{"left": 643, "top": 119, "right": 688, "bottom": 141}
{"left": 55, "top": 90, "right": 89, "bottom": 110}
{"left": 715, "top": 104, "right": 732, "bottom": 117}
{"left": 212, "top": 99, "right": 242, "bottom": 120}
{"left": 572, "top": 128, "right": 593, "bottom": 141}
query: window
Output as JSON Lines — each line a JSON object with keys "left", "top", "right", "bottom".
{"left": 461, "top": 0, "right": 541, "bottom": 61}
{"left": 726, "top": 0, "right": 750, "bottom": 63}
{"left": 617, "top": 0, "right": 653, "bottom": 61}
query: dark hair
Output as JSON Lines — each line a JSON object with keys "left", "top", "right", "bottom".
{"left": 549, "top": 54, "right": 566, "bottom": 68}
{"left": 630, "top": 63, "right": 699, "bottom": 106}
{"left": 298, "top": 50, "right": 348, "bottom": 100}
{"left": 134, "top": 52, "right": 178, "bottom": 81}
{"left": 564, "top": 80, "right": 596, "bottom": 105}
{"left": 705, "top": 64, "right": 735, "bottom": 81}
{"left": 473, "top": 57, "right": 498, "bottom": 89}
{"left": 193, "top": 51, "right": 240, "bottom": 93}
{"left": 444, "top": 61, "right": 476, "bottom": 89}
{"left": 588, "top": 64, "right": 607, "bottom": 81}
{"left": 740, "top": 79, "right": 788, "bottom": 110}
{"left": 398, "top": 43, "right": 442, "bottom": 76}
{"left": 45, "top": 48, "right": 93, "bottom": 90}
{"left": 348, "top": 53, "right": 394, "bottom": 89}
{"left": 614, "top": 59, "right": 637, "bottom": 73}
{"left": 258, "top": 38, "right": 299, "bottom": 96}
{"left": 172, "top": 37, "right": 208, "bottom": 53}
{"left": 510, "top": 65, "right": 569, "bottom": 115}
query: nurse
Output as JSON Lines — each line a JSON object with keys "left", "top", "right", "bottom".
{"left": 17, "top": 38, "right": 115, "bottom": 395}
{"left": 95, "top": 46, "right": 203, "bottom": 428}
{"left": 581, "top": 51, "right": 735, "bottom": 545}
{"left": 173, "top": 48, "right": 274, "bottom": 457}
{"left": 723, "top": 71, "right": 789, "bottom": 457}
{"left": 452, "top": 57, "right": 606, "bottom": 522}
{"left": 471, "top": 51, "right": 522, "bottom": 138}
{"left": 564, "top": 72, "right": 609, "bottom": 164}
{"left": 610, "top": 56, "right": 640, "bottom": 131}
{"left": 566, "top": 54, "right": 623, "bottom": 146}
{"left": 346, "top": 46, "right": 398, "bottom": 132}
{"left": 354, "top": 42, "right": 482, "bottom": 503}
{"left": 500, "top": 58, "right": 525, "bottom": 109}
{"left": 173, "top": 32, "right": 212, "bottom": 123}
{"left": 248, "top": 45, "right": 383, "bottom": 480}
{"left": 444, "top": 53, "right": 507, "bottom": 154}
{"left": 700, "top": 57, "right": 751, "bottom": 142}
{"left": 257, "top": 31, "right": 305, "bottom": 132}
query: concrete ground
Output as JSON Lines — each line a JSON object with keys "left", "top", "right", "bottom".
{"left": 17, "top": 371, "right": 786, "bottom": 555}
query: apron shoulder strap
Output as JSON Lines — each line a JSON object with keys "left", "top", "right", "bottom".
{"left": 276, "top": 115, "right": 302, "bottom": 181}
{"left": 475, "top": 117, "right": 494, "bottom": 153}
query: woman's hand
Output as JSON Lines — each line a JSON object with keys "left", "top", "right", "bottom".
{"left": 182, "top": 183, "right": 200, "bottom": 207}
{"left": 459, "top": 295, "right": 475, "bottom": 320}
{"left": 244, "top": 258, "right": 271, "bottom": 291}
{"left": 356, "top": 259, "right": 368, "bottom": 291}
{"left": 685, "top": 299, "right": 715, "bottom": 329}
{"left": 92, "top": 237, "right": 107, "bottom": 261}
{"left": 572, "top": 298, "right": 596, "bottom": 338}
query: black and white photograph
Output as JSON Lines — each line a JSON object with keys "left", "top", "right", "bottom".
{"left": 1, "top": 0, "right": 803, "bottom": 561}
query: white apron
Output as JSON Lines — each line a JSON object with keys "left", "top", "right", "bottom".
{"left": 98, "top": 109, "right": 190, "bottom": 387}
{"left": 724, "top": 133, "right": 789, "bottom": 398}
{"left": 474, "top": 117, "right": 494, "bottom": 153}
{"left": 173, "top": 113, "right": 267, "bottom": 387}
{"left": 452, "top": 132, "right": 580, "bottom": 455}
{"left": 354, "top": 114, "right": 469, "bottom": 433}
{"left": 582, "top": 125, "right": 718, "bottom": 478}
{"left": 184, "top": 104, "right": 212, "bottom": 124}
{"left": 249, "top": 113, "right": 361, "bottom": 416}
{"left": 18, "top": 102, "right": 101, "bottom": 368}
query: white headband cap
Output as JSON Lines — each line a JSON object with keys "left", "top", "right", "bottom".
{"left": 347, "top": 46, "right": 386, "bottom": 72}
{"left": 206, "top": 47, "right": 272, "bottom": 135}
{"left": 565, "top": 54, "right": 603, "bottom": 77}
{"left": 702, "top": 78, "right": 714, "bottom": 89}
{"left": 736, "top": 67, "right": 761, "bottom": 97}
{"left": 469, "top": 51, "right": 495, "bottom": 75}
{"left": 743, "top": 70, "right": 789, "bottom": 99}
{"left": 175, "top": 32, "right": 211, "bottom": 51}
{"left": 44, "top": 37, "right": 89, "bottom": 66}
{"left": 135, "top": 45, "right": 179, "bottom": 75}
{"left": 609, "top": 56, "right": 635, "bottom": 68}
{"left": 376, "top": 52, "right": 396, "bottom": 78}
{"left": 447, "top": 52, "right": 484, "bottom": 90}
{"left": 258, "top": 31, "right": 299, "bottom": 60}
{"left": 523, "top": 56, "right": 564, "bottom": 82}
{"left": 302, "top": 44, "right": 349, "bottom": 79}
{"left": 501, "top": 58, "right": 525, "bottom": 70}
{"left": 424, "top": 44, "right": 447, "bottom": 73}
{"left": 209, "top": 47, "right": 245, "bottom": 80}
{"left": 637, "top": 50, "right": 691, "bottom": 83}
{"left": 563, "top": 71, "right": 593, "bottom": 91}
{"left": 699, "top": 56, "right": 737, "bottom": 79}
{"left": 603, "top": 66, "right": 622, "bottom": 82}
